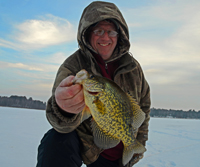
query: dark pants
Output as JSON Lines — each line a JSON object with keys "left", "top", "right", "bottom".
{"left": 36, "top": 128, "right": 119, "bottom": 167}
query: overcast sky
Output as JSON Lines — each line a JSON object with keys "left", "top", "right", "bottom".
{"left": 0, "top": 0, "right": 199, "bottom": 111}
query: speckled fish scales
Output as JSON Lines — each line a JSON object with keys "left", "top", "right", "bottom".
{"left": 73, "top": 69, "right": 146, "bottom": 165}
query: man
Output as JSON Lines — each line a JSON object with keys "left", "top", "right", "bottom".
{"left": 36, "top": 1, "right": 151, "bottom": 167}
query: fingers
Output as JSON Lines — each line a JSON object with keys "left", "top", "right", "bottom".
{"left": 55, "top": 75, "right": 85, "bottom": 114}
{"left": 58, "top": 88, "right": 85, "bottom": 109}
{"left": 56, "top": 83, "right": 82, "bottom": 100}
{"left": 56, "top": 75, "right": 82, "bottom": 99}
{"left": 65, "top": 100, "right": 85, "bottom": 114}
{"left": 59, "top": 75, "right": 74, "bottom": 87}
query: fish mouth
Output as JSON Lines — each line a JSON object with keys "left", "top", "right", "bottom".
{"left": 87, "top": 91, "right": 99, "bottom": 95}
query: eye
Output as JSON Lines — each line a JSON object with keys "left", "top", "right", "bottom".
{"left": 90, "top": 74, "right": 94, "bottom": 79}
{"left": 108, "top": 30, "right": 118, "bottom": 37}
{"left": 93, "top": 29, "right": 104, "bottom": 36}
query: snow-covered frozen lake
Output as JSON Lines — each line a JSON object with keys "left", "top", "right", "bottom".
{"left": 0, "top": 106, "right": 200, "bottom": 167}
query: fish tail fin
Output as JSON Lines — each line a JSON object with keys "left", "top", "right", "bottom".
{"left": 122, "top": 140, "right": 146, "bottom": 166}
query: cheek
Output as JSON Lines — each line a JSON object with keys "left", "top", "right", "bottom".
{"left": 112, "top": 38, "right": 118, "bottom": 47}
{"left": 90, "top": 35, "right": 97, "bottom": 49}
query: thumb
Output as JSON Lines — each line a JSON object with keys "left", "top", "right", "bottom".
{"left": 59, "top": 75, "right": 75, "bottom": 87}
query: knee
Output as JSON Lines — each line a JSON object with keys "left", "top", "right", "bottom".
{"left": 54, "top": 129, "right": 80, "bottom": 150}
{"left": 56, "top": 130, "right": 81, "bottom": 150}
{"left": 39, "top": 128, "right": 80, "bottom": 151}
{"left": 37, "top": 129, "right": 82, "bottom": 167}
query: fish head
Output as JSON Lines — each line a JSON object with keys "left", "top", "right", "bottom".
{"left": 83, "top": 75, "right": 105, "bottom": 96}
{"left": 72, "top": 69, "right": 89, "bottom": 84}
{"left": 73, "top": 69, "right": 105, "bottom": 98}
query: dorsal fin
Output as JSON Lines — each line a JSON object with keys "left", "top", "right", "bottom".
{"left": 126, "top": 93, "right": 145, "bottom": 129}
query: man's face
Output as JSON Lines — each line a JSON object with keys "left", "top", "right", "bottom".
{"left": 89, "top": 21, "right": 118, "bottom": 60}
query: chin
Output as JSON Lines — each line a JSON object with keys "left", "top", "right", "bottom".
{"left": 99, "top": 54, "right": 111, "bottom": 60}
{"left": 101, "top": 56, "right": 110, "bottom": 60}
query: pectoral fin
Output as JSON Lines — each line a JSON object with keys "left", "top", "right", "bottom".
{"left": 91, "top": 120, "right": 120, "bottom": 149}
{"left": 80, "top": 106, "right": 91, "bottom": 123}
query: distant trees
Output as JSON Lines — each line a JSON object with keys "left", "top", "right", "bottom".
{"left": 150, "top": 108, "right": 200, "bottom": 119}
{"left": 0, "top": 95, "right": 46, "bottom": 110}
{"left": 0, "top": 95, "right": 199, "bottom": 119}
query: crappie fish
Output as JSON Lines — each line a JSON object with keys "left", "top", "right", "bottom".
{"left": 73, "top": 69, "right": 146, "bottom": 165}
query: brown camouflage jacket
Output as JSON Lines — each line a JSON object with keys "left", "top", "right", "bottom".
{"left": 46, "top": 1, "right": 151, "bottom": 167}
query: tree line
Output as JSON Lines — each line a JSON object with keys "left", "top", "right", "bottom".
{"left": 0, "top": 95, "right": 46, "bottom": 110}
{"left": 150, "top": 108, "right": 200, "bottom": 119}
{"left": 0, "top": 95, "right": 199, "bottom": 119}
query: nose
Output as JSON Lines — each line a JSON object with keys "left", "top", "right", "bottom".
{"left": 100, "top": 31, "right": 110, "bottom": 39}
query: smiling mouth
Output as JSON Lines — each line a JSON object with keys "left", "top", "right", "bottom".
{"left": 99, "top": 43, "right": 110, "bottom": 46}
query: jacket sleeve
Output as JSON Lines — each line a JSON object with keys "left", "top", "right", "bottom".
{"left": 128, "top": 65, "right": 151, "bottom": 167}
{"left": 46, "top": 63, "right": 82, "bottom": 133}
{"left": 137, "top": 73, "right": 151, "bottom": 146}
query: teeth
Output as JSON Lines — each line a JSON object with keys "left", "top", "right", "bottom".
{"left": 100, "top": 44, "right": 109, "bottom": 46}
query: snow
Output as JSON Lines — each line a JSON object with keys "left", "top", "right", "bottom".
{"left": 0, "top": 107, "right": 200, "bottom": 167}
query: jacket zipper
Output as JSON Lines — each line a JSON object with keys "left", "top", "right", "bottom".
{"left": 105, "top": 63, "right": 109, "bottom": 74}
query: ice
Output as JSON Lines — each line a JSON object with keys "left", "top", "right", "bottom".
{"left": 0, "top": 106, "right": 200, "bottom": 167}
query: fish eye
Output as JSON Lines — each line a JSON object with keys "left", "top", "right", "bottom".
{"left": 90, "top": 75, "right": 94, "bottom": 79}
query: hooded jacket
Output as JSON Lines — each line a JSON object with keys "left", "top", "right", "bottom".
{"left": 46, "top": 1, "right": 151, "bottom": 166}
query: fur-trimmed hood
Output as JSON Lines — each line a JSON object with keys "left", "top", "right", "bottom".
{"left": 77, "top": 1, "right": 130, "bottom": 62}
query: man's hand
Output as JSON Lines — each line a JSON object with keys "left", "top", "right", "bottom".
{"left": 55, "top": 75, "right": 85, "bottom": 114}
{"left": 129, "top": 153, "right": 144, "bottom": 166}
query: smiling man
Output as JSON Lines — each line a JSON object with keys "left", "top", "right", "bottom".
{"left": 36, "top": 1, "right": 151, "bottom": 167}
{"left": 89, "top": 20, "right": 118, "bottom": 60}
